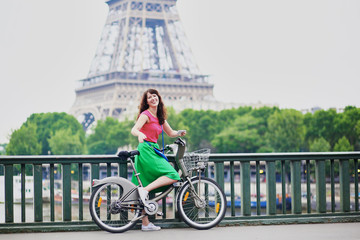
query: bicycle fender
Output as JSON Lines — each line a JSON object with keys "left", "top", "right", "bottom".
{"left": 92, "top": 176, "right": 139, "bottom": 201}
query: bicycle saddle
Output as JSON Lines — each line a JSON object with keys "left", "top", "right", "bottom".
{"left": 117, "top": 150, "right": 140, "bottom": 160}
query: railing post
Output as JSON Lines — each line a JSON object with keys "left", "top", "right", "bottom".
{"left": 315, "top": 160, "right": 326, "bottom": 213}
{"left": 50, "top": 163, "right": 55, "bottom": 221}
{"left": 256, "top": 161, "right": 261, "bottom": 215}
{"left": 78, "top": 163, "right": 83, "bottom": 221}
{"left": 240, "top": 161, "right": 251, "bottom": 216}
{"left": 339, "top": 159, "right": 350, "bottom": 212}
{"left": 230, "top": 161, "right": 235, "bottom": 216}
{"left": 355, "top": 159, "right": 359, "bottom": 212}
{"left": 290, "top": 160, "right": 302, "bottom": 214}
{"left": 21, "top": 164, "right": 26, "bottom": 222}
{"left": 119, "top": 161, "right": 127, "bottom": 179}
{"left": 62, "top": 163, "right": 72, "bottom": 221}
{"left": 215, "top": 162, "right": 225, "bottom": 191}
{"left": 280, "top": 160, "right": 286, "bottom": 214}
{"left": 91, "top": 163, "right": 100, "bottom": 185}
{"left": 33, "top": 164, "right": 43, "bottom": 222}
{"left": 330, "top": 159, "right": 335, "bottom": 212}
{"left": 4, "top": 164, "right": 14, "bottom": 223}
{"left": 306, "top": 160, "right": 311, "bottom": 213}
{"left": 266, "top": 161, "right": 276, "bottom": 215}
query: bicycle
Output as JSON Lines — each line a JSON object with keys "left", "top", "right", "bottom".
{"left": 89, "top": 138, "right": 226, "bottom": 233}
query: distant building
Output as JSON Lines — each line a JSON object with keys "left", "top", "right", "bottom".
{"left": 69, "top": 0, "right": 270, "bottom": 129}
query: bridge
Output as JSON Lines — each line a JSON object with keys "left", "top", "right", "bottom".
{"left": 0, "top": 152, "right": 359, "bottom": 233}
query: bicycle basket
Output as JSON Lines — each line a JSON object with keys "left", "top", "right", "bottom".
{"left": 182, "top": 149, "right": 211, "bottom": 173}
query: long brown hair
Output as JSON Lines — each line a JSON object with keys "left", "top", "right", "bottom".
{"left": 137, "top": 89, "right": 167, "bottom": 125}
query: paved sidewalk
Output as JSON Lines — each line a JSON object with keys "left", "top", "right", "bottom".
{"left": 2, "top": 222, "right": 359, "bottom": 240}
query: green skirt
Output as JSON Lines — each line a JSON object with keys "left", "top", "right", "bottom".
{"left": 131, "top": 142, "right": 180, "bottom": 193}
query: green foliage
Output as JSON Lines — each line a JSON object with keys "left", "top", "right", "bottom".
{"left": 309, "top": 138, "right": 331, "bottom": 152}
{"left": 86, "top": 117, "right": 135, "bottom": 154}
{"left": 135, "top": 105, "right": 357, "bottom": 153}
{"left": 0, "top": 143, "right": 7, "bottom": 155}
{"left": 336, "top": 107, "right": 360, "bottom": 150}
{"left": 6, "top": 106, "right": 360, "bottom": 156}
{"left": 169, "top": 106, "right": 277, "bottom": 153}
{"left": 212, "top": 127, "right": 261, "bottom": 153}
{"left": 162, "top": 107, "right": 187, "bottom": 147}
{"left": 6, "top": 112, "right": 85, "bottom": 155}
{"left": 181, "top": 109, "right": 219, "bottom": 151}
{"left": 333, "top": 136, "right": 354, "bottom": 152}
{"left": 6, "top": 123, "right": 42, "bottom": 155}
{"left": 304, "top": 107, "right": 360, "bottom": 151}
{"left": 267, "top": 109, "right": 305, "bottom": 152}
{"left": 48, "top": 129, "right": 85, "bottom": 155}
{"left": 304, "top": 109, "right": 338, "bottom": 148}
{"left": 212, "top": 114, "right": 262, "bottom": 153}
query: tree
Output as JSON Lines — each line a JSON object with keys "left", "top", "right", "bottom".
{"left": 356, "top": 120, "right": 360, "bottom": 150}
{"left": 48, "top": 129, "right": 85, "bottom": 155}
{"left": 304, "top": 109, "right": 338, "bottom": 149}
{"left": 333, "top": 136, "right": 353, "bottom": 152}
{"left": 119, "top": 119, "right": 139, "bottom": 148}
{"left": 212, "top": 127, "right": 262, "bottom": 153}
{"left": 250, "top": 107, "right": 279, "bottom": 152}
{"left": 6, "top": 123, "right": 42, "bottom": 175}
{"left": 161, "top": 107, "right": 187, "bottom": 147}
{"left": 0, "top": 143, "right": 7, "bottom": 155}
{"left": 309, "top": 137, "right": 331, "bottom": 152}
{"left": 181, "top": 109, "right": 219, "bottom": 151}
{"left": 250, "top": 106, "right": 279, "bottom": 136}
{"left": 6, "top": 123, "right": 42, "bottom": 155}
{"left": 267, "top": 109, "right": 305, "bottom": 152}
{"left": 212, "top": 114, "right": 271, "bottom": 153}
{"left": 6, "top": 112, "right": 85, "bottom": 155}
{"left": 334, "top": 107, "right": 360, "bottom": 150}
{"left": 87, "top": 117, "right": 134, "bottom": 154}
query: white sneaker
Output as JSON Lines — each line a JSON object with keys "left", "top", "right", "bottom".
{"left": 142, "top": 222, "right": 161, "bottom": 231}
{"left": 138, "top": 187, "right": 149, "bottom": 207}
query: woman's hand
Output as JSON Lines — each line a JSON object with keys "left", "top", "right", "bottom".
{"left": 131, "top": 114, "right": 149, "bottom": 142}
{"left": 138, "top": 132, "right": 147, "bottom": 143}
{"left": 177, "top": 130, "right": 186, "bottom": 137}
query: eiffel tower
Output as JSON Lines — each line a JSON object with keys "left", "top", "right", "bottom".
{"left": 70, "top": 0, "right": 216, "bottom": 129}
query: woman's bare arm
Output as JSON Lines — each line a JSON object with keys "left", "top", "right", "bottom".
{"left": 131, "top": 114, "right": 149, "bottom": 143}
{"left": 163, "top": 120, "right": 186, "bottom": 138}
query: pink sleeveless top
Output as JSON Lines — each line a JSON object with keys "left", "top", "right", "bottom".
{"left": 139, "top": 110, "right": 162, "bottom": 143}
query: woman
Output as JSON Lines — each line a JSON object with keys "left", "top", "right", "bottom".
{"left": 131, "top": 89, "right": 186, "bottom": 231}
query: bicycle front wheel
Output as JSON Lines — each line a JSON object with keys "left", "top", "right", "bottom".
{"left": 177, "top": 177, "right": 226, "bottom": 230}
{"left": 89, "top": 182, "right": 141, "bottom": 233}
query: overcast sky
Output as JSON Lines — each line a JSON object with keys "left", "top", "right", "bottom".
{"left": 0, "top": 0, "right": 359, "bottom": 143}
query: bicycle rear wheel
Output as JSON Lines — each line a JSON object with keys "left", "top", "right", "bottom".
{"left": 176, "top": 177, "right": 226, "bottom": 230}
{"left": 89, "top": 182, "right": 141, "bottom": 233}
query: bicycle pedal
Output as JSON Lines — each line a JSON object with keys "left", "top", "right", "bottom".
{"left": 156, "top": 211, "right": 163, "bottom": 216}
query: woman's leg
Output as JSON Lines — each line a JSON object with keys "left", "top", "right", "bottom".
{"left": 142, "top": 215, "right": 150, "bottom": 225}
{"left": 144, "top": 176, "right": 177, "bottom": 192}
{"left": 141, "top": 176, "right": 177, "bottom": 227}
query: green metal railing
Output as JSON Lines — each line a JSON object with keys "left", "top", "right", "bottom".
{"left": 0, "top": 152, "right": 359, "bottom": 232}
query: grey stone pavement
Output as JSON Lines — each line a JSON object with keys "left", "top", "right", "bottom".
{"left": 1, "top": 222, "right": 359, "bottom": 240}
